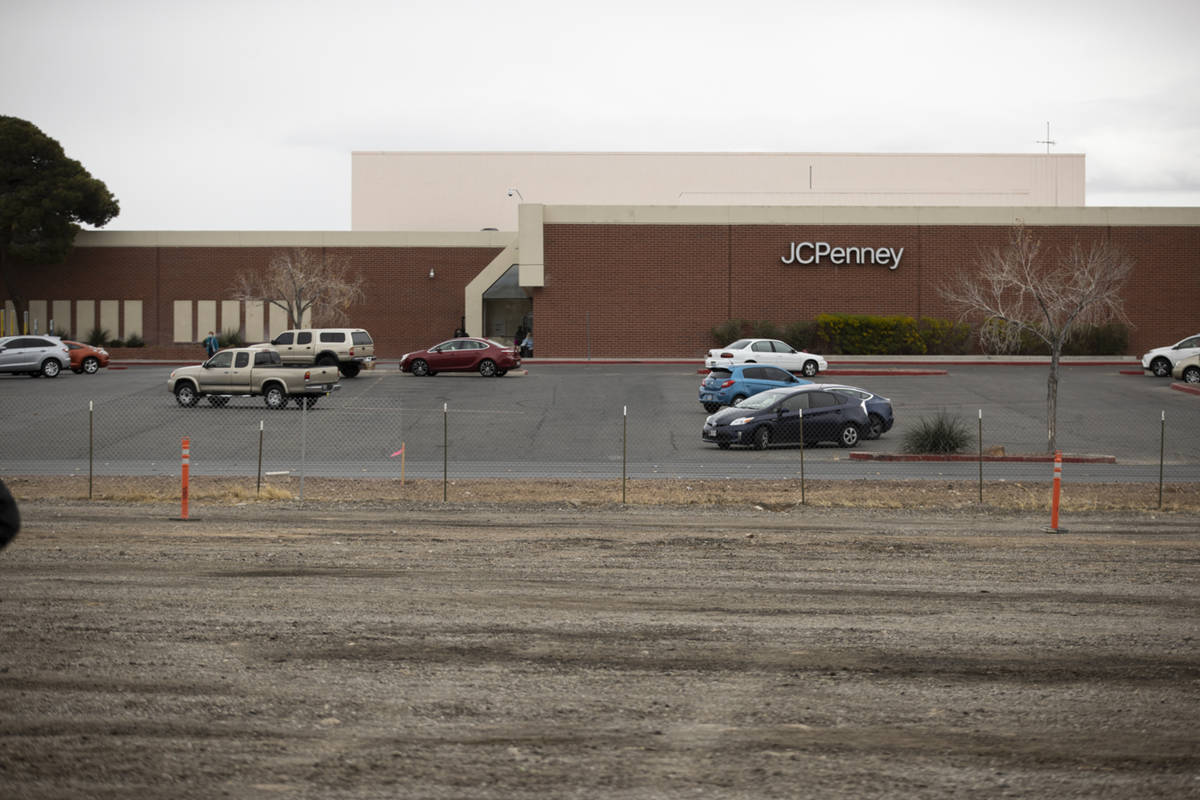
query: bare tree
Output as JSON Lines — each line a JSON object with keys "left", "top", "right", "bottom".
{"left": 940, "top": 225, "right": 1133, "bottom": 452}
{"left": 232, "top": 248, "right": 366, "bottom": 330}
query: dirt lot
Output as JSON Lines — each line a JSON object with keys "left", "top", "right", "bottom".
{"left": 2, "top": 486, "right": 1199, "bottom": 799}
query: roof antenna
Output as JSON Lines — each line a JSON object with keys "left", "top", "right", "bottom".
{"left": 1036, "top": 121, "right": 1056, "bottom": 154}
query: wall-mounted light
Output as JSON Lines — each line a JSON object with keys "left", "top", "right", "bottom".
{"left": 506, "top": 187, "right": 524, "bottom": 201}
{"left": 429, "top": 268, "right": 435, "bottom": 279}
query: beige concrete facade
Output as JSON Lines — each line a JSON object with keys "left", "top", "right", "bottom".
{"left": 351, "top": 152, "right": 1086, "bottom": 232}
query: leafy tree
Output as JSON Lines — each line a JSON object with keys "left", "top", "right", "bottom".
{"left": 0, "top": 116, "right": 119, "bottom": 325}
{"left": 940, "top": 224, "right": 1133, "bottom": 452}
{"left": 232, "top": 248, "right": 366, "bottom": 329}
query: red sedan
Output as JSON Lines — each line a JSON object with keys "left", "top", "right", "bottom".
{"left": 400, "top": 337, "right": 521, "bottom": 377}
{"left": 63, "top": 340, "right": 110, "bottom": 374}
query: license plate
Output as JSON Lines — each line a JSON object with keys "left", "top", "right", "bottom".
{"left": 701, "top": 394, "right": 713, "bottom": 400}
{"left": 703, "top": 430, "right": 715, "bottom": 438}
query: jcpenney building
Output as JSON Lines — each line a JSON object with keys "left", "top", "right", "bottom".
{"left": 5, "top": 153, "right": 1199, "bottom": 357}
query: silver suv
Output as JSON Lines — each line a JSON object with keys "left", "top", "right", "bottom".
{"left": 0, "top": 335, "right": 71, "bottom": 378}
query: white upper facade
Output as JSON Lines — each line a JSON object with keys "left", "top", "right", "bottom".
{"left": 350, "top": 151, "right": 1086, "bottom": 232}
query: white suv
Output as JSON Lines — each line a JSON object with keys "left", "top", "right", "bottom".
{"left": 0, "top": 335, "right": 71, "bottom": 378}
{"left": 252, "top": 328, "right": 375, "bottom": 377}
{"left": 1142, "top": 334, "right": 1200, "bottom": 377}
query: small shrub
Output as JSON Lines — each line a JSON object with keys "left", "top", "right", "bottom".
{"left": 107, "top": 338, "right": 125, "bottom": 348}
{"left": 219, "top": 328, "right": 245, "bottom": 348}
{"left": 902, "top": 411, "right": 972, "bottom": 454}
{"left": 86, "top": 327, "right": 110, "bottom": 347}
{"left": 124, "top": 333, "right": 145, "bottom": 348}
{"left": 783, "top": 320, "right": 818, "bottom": 351}
{"left": 710, "top": 319, "right": 748, "bottom": 346}
{"left": 750, "top": 319, "right": 781, "bottom": 340}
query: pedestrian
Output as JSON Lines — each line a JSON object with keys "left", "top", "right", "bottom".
{"left": 520, "top": 331, "right": 533, "bottom": 358}
{"left": 514, "top": 326, "right": 525, "bottom": 350}
{"left": 203, "top": 330, "right": 219, "bottom": 357}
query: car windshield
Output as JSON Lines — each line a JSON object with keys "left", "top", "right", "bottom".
{"left": 736, "top": 389, "right": 791, "bottom": 409}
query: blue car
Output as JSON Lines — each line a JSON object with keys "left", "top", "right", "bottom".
{"left": 699, "top": 364, "right": 810, "bottom": 413}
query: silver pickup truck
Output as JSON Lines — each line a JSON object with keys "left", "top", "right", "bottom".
{"left": 167, "top": 348, "right": 340, "bottom": 409}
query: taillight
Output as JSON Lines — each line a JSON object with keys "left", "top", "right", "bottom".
{"left": 349, "top": 347, "right": 355, "bottom": 356}
{"left": 304, "top": 370, "right": 311, "bottom": 380}
{"left": 721, "top": 380, "right": 735, "bottom": 389}
{"left": 720, "top": 352, "right": 733, "bottom": 358}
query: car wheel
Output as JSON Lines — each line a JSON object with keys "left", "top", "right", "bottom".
{"left": 801, "top": 360, "right": 819, "bottom": 377}
{"left": 294, "top": 396, "right": 318, "bottom": 409}
{"left": 731, "top": 394, "right": 747, "bottom": 406}
{"left": 838, "top": 422, "right": 861, "bottom": 448}
{"left": 40, "top": 359, "right": 61, "bottom": 378}
{"left": 339, "top": 363, "right": 360, "bottom": 378}
{"left": 263, "top": 385, "right": 288, "bottom": 410}
{"left": 82, "top": 356, "right": 100, "bottom": 374}
{"left": 752, "top": 426, "right": 771, "bottom": 450}
{"left": 207, "top": 396, "right": 229, "bottom": 407}
{"left": 410, "top": 359, "right": 429, "bottom": 377}
{"left": 478, "top": 359, "right": 497, "bottom": 377}
{"left": 175, "top": 383, "right": 199, "bottom": 407}
{"left": 702, "top": 402, "right": 720, "bottom": 413}
{"left": 866, "top": 413, "right": 884, "bottom": 440}
{"left": 317, "top": 354, "right": 338, "bottom": 368}
{"left": 1150, "top": 357, "right": 1172, "bottom": 377}
{"left": 1183, "top": 366, "right": 1200, "bottom": 384}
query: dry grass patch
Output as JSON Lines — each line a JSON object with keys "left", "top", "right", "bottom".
{"left": 3, "top": 475, "right": 1198, "bottom": 513}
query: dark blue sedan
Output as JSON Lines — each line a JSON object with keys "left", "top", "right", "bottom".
{"left": 699, "top": 364, "right": 810, "bottom": 413}
{"left": 701, "top": 385, "right": 870, "bottom": 449}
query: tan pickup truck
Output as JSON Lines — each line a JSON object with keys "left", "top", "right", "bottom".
{"left": 252, "top": 328, "right": 375, "bottom": 377}
{"left": 167, "top": 348, "right": 340, "bottom": 409}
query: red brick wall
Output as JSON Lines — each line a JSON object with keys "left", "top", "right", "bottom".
{"left": 3, "top": 224, "right": 1196, "bottom": 358}
{"left": 537, "top": 223, "right": 1200, "bottom": 357}
{"left": 5, "top": 246, "right": 502, "bottom": 358}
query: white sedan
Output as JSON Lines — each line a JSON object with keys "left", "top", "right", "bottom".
{"left": 705, "top": 338, "right": 828, "bottom": 377}
{"left": 1142, "top": 333, "right": 1200, "bottom": 377}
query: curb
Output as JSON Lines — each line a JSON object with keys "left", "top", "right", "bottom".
{"left": 849, "top": 452, "right": 1117, "bottom": 463}
{"left": 1171, "top": 382, "right": 1200, "bottom": 396}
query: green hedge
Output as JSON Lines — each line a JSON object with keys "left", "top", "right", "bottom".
{"left": 709, "top": 315, "right": 1127, "bottom": 356}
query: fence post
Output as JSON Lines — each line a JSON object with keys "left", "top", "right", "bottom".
{"left": 622, "top": 405, "right": 627, "bottom": 505}
{"left": 978, "top": 409, "right": 983, "bottom": 504}
{"left": 256, "top": 420, "right": 264, "bottom": 497}
{"left": 798, "top": 408, "right": 805, "bottom": 505}
{"left": 88, "top": 400, "right": 94, "bottom": 500}
{"left": 1159, "top": 410, "right": 1165, "bottom": 510}
{"left": 443, "top": 402, "right": 448, "bottom": 502}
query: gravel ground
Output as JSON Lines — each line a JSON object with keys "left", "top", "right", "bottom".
{"left": 1, "top": 499, "right": 1199, "bottom": 799}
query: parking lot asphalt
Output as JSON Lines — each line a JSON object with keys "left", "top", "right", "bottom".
{"left": 1, "top": 357, "right": 1197, "bottom": 484}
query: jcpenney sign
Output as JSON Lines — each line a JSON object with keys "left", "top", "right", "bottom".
{"left": 781, "top": 241, "right": 904, "bottom": 270}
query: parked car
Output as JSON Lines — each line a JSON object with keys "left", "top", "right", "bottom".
{"left": 400, "top": 337, "right": 521, "bottom": 377}
{"left": 0, "top": 335, "right": 71, "bottom": 378}
{"left": 251, "top": 328, "right": 375, "bottom": 377}
{"left": 705, "top": 338, "right": 827, "bottom": 377}
{"left": 699, "top": 364, "right": 809, "bottom": 412}
{"left": 1142, "top": 334, "right": 1200, "bottom": 377}
{"left": 701, "top": 385, "right": 869, "bottom": 449}
{"left": 811, "top": 383, "right": 895, "bottom": 440}
{"left": 63, "top": 340, "right": 110, "bottom": 374}
{"left": 1171, "top": 353, "right": 1200, "bottom": 384}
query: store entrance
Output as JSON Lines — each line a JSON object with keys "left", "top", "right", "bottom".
{"left": 482, "top": 264, "right": 531, "bottom": 349}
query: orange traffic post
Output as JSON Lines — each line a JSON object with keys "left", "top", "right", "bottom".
{"left": 1042, "top": 450, "right": 1065, "bottom": 534}
{"left": 181, "top": 436, "right": 190, "bottom": 520}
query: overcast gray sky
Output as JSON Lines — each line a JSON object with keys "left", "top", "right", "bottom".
{"left": 4, "top": 0, "right": 1198, "bottom": 230}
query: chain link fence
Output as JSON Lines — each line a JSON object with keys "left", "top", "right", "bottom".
{"left": 1, "top": 364, "right": 1198, "bottom": 507}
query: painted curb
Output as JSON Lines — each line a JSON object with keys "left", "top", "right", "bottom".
{"left": 849, "top": 452, "right": 1117, "bottom": 463}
